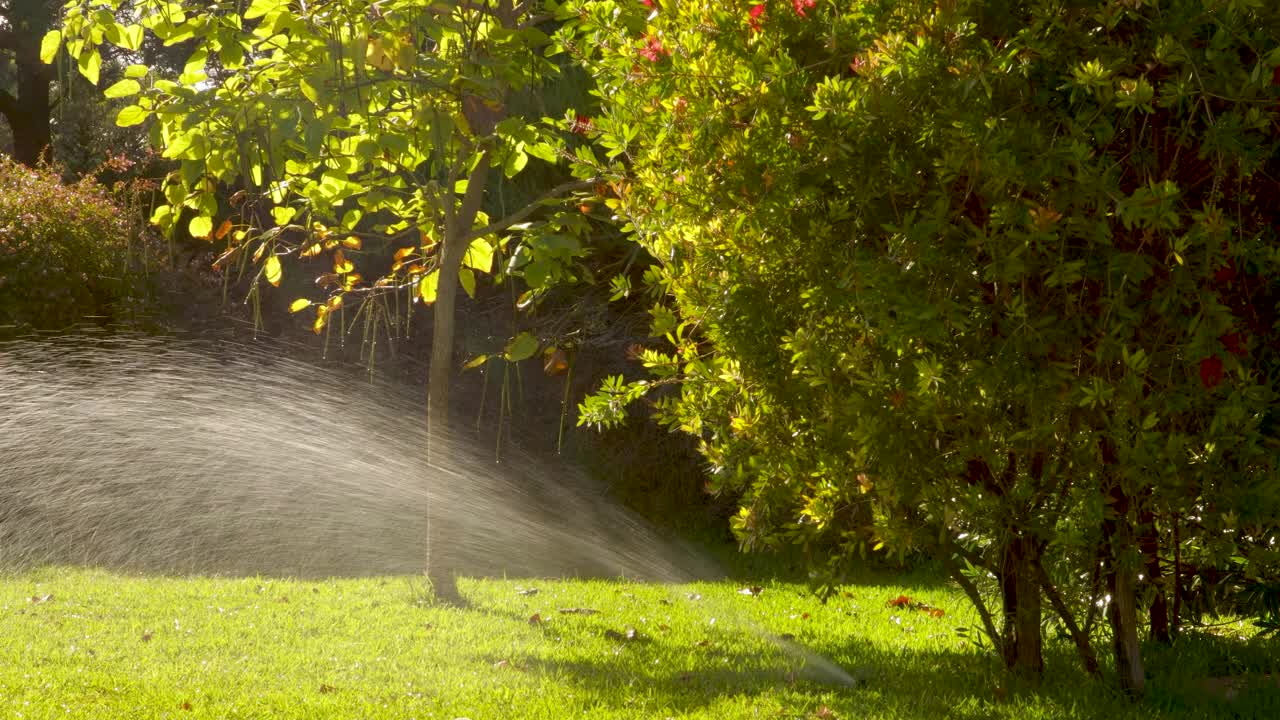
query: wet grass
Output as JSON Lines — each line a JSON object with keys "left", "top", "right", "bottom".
{"left": 1, "top": 566, "right": 1276, "bottom": 719}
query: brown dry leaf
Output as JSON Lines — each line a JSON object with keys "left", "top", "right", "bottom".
{"left": 492, "top": 660, "right": 511, "bottom": 669}
{"left": 28, "top": 594, "right": 52, "bottom": 604}
{"left": 558, "top": 607, "right": 599, "bottom": 615}
{"left": 141, "top": 630, "right": 153, "bottom": 643}
{"left": 179, "top": 701, "right": 193, "bottom": 711}
{"left": 814, "top": 706, "right": 837, "bottom": 719}
{"left": 695, "top": 639, "right": 711, "bottom": 648}
{"left": 887, "top": 594, "right": 912, "bottom": 608}
{"left": 319, "top": 684, "right": 337, "bottom": 694}
{"left": 801, "top": 612, "right": 811, "bottom": 620}
{"left": 928, "top": 608, "right": 945, "bottom": 618}
{"left": 737, "top": 586, "right": 763, "bottom": 597}
{"left": 528, "top": 614, "right": 543, "bottom": 626}
{"left": 214, "top": 218, "right": 233, "bottom": 240}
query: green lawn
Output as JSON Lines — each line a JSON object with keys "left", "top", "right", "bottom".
{"left": 0, "top": 566, "right": 1275, "bottom": 719}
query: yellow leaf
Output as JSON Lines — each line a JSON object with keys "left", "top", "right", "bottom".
{"left": 252, "top": 243, "right": 267, "bottom": 261}
{"left": 418, "top": 270, "right": 439, "bottom": 304}
{"left": 289, "top": 298, "right": 312, "bottom": 313}
{"left": 341, "top": 236, "right": 362, "bottom": 249}
{"left": 300, "top": 243, "right": 322, "bottom": 258}
{"left": 394, "top": 246, "right": 416, "bottom": 262}
{"left": 264, "top": 255, "right": 282, "bottom": 286}
{"left": 342, "top": 273, "right": 363, "bottom": 290}
{"left": 326, "top": 294, "right": 344, "bottom": 310}
{"left": 333, "top": 249, "right": 354, "bottom": 274}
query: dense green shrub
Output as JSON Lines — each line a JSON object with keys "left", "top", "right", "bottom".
{"left": 566, "top": 0, "right": 1280, "bottom": 692}
{"left": 0, "top": 157, "right": 134, "bottom": 331}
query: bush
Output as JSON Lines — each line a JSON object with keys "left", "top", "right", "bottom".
{"left": 0, "top": 157, "right": 136, "bottom": 332}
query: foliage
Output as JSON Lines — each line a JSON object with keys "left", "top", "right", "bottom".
{"left": 0, "top": 156, "right": 135, "bottom": 330}
{"left": 47, "top": 0, "right": 609, "bottom": 433}
{"left": 566, "top": 0, "right": 1280, "bottom": 691}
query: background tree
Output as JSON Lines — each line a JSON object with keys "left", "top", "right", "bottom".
{"left": 569, "top": 0, "right": 1280, "bottom": 694}
{"left": 48, "top": 0, "right": 603, "bottom": 439}
{"left": 0, "top": 0, "right": 61, "bottom": 165}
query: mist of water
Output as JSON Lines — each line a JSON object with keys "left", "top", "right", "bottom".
{"left": 0, "top": 332, "right": 856, "bottom": 686}
{"left": 0, "top": 333, "right": 710, "bottom": 581}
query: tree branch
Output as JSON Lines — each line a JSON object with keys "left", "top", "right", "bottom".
{"left": 941, "top": 538, "right": 1004, "bottom": 657}
{"left": 461, "top": 177, "right": 601, "bottom": 243}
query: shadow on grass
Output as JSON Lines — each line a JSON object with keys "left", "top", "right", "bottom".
{"left": 469, "top": 596, "right": 1280, "bottom": 720}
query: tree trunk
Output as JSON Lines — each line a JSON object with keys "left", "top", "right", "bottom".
{"left": 423, "top": 150, "right": 492, "bottom": 606}
{"left": 1139, "top": 507, "right": 1171, "bottom": 643}
{"left": 1099, "top": 442, "right": 1146, "bottom": 697}
{"left": 0, "top": 14, "right": 55, "bottom": 167}
{"left": 999, "top": 536, "right": 1044, "bottom": 677}
{"left": 425, "top": 150, "right": 493, "bottom": 449}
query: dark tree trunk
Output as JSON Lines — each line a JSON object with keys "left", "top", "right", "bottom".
{"left": 1138, "top": 507, "right": 1171, "bottom": 643}
{"left": 999, "top": 536, "right": 1044, "bottom": 677}
{"left": 1099, "top": 439, "right": 1146, "bottom": 696}
{"left": 0, "top": 6, "right": 56, "bottom": 166}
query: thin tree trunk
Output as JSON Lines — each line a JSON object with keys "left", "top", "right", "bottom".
{"left": 1139, "top": 507, "right": 1171, "bottom": 643}
{"left": 941, "top": 540, "right": 1004, "bottom": 659}
{"left": 1099, "top": 440, "right": 1145, "bottom": 696}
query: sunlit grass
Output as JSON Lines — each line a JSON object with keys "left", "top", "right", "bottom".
{"left": 1, "top": 566, "right": 1276, "bottom": 719}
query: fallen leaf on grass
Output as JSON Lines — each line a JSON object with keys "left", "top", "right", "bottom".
{"left": 737, "top": 586, "right": 763, "bottom": 597}
{"left": 179, "top": 701, "right": 193, "bottom": 711}
{"left": 29, "top": 594, "right": 53, "bottom": 604}
{"left": 528, "top": 613, "right": 543, "bottom": 625}
{"left": 886, "top": 594, "right": 946, "bottom": 617}
{"left": 814, "top": 705, "right": 837, "bottom": 719}
{"left": 658, "top": 623, "right": 670, "bottom": 632}
{"left": 928, "top": 608, "right": 945, "bottom": 618}
{"left": 558, "top": 607, "right": 599, "bottom": 615}
{"left": 516, "top": 588, "right": 539, "bottom": 596}
{"left": 141, "top": 631, "right": 153, "bottom": 642}
{"left": 887, "top": 594, "right": 912, "bottom": 608}
{"left": 319, "top": 684, "right": 337, "bottom": 694}
{"left": 695, "top": 639, "right": 711, "bottom": 647}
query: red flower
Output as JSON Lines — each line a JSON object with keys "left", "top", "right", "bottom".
{"left": 638, "top": 34, "right": 669, "bottom": 62}
{"left": 748, "top": 4, "right": 765, "bottom": 31}
{"left": 1219, "top": 332, "right": 1248, "bottom": 357}
{"left": 1199, "top": 356, "right": 1224, "bottom": 389}
{"left": 641, "top": 0, "right": 654, "bottom": 6}
{"left": 1214, "top": 261, "right": 1237, "bottom": 285}
{"left": 570, "top": 114, "right": 593, "bottom": 134}
{"left": 791, "top": 0, "right": 816, "bottom": 17}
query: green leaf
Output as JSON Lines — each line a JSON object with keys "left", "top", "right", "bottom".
{"left": 116, "top": 105, "right": 150, "bottom": 127}
{"left": 104, "top": 79, "right": 141, "bottom": 99}
{"left": 244, "top": 0, "right": 282, "bottom": 20}
{"left": 124, "top": 64, "right": 149, "bottom": 78}
{"left": 189, "top": 215, "right": 214, "bottom": 239}
{"left": 121, "top": 24, "right": 145, "bottom": 52}
{"left": 78, "top": 48, "right": 102, "bottom": 85}
{"left": 272, "top": 206, "right": 297, "bottom": 226}
{"left": 459, "top": 267, "right": 476, "bottom": 298}
{"left": 504, "top": 332, "right": 539, "bottom": 362}
{"left": 418, "top": 270, "right": 440, "bottom": 304}
{"left": 40, "top": 30, "right": 61, "bottom": 65}
{"left": 463, "top": 238, "right": 494, "bottom": 274}
{"left": 462, "top": 354, "right": 489, "bottom": 370}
